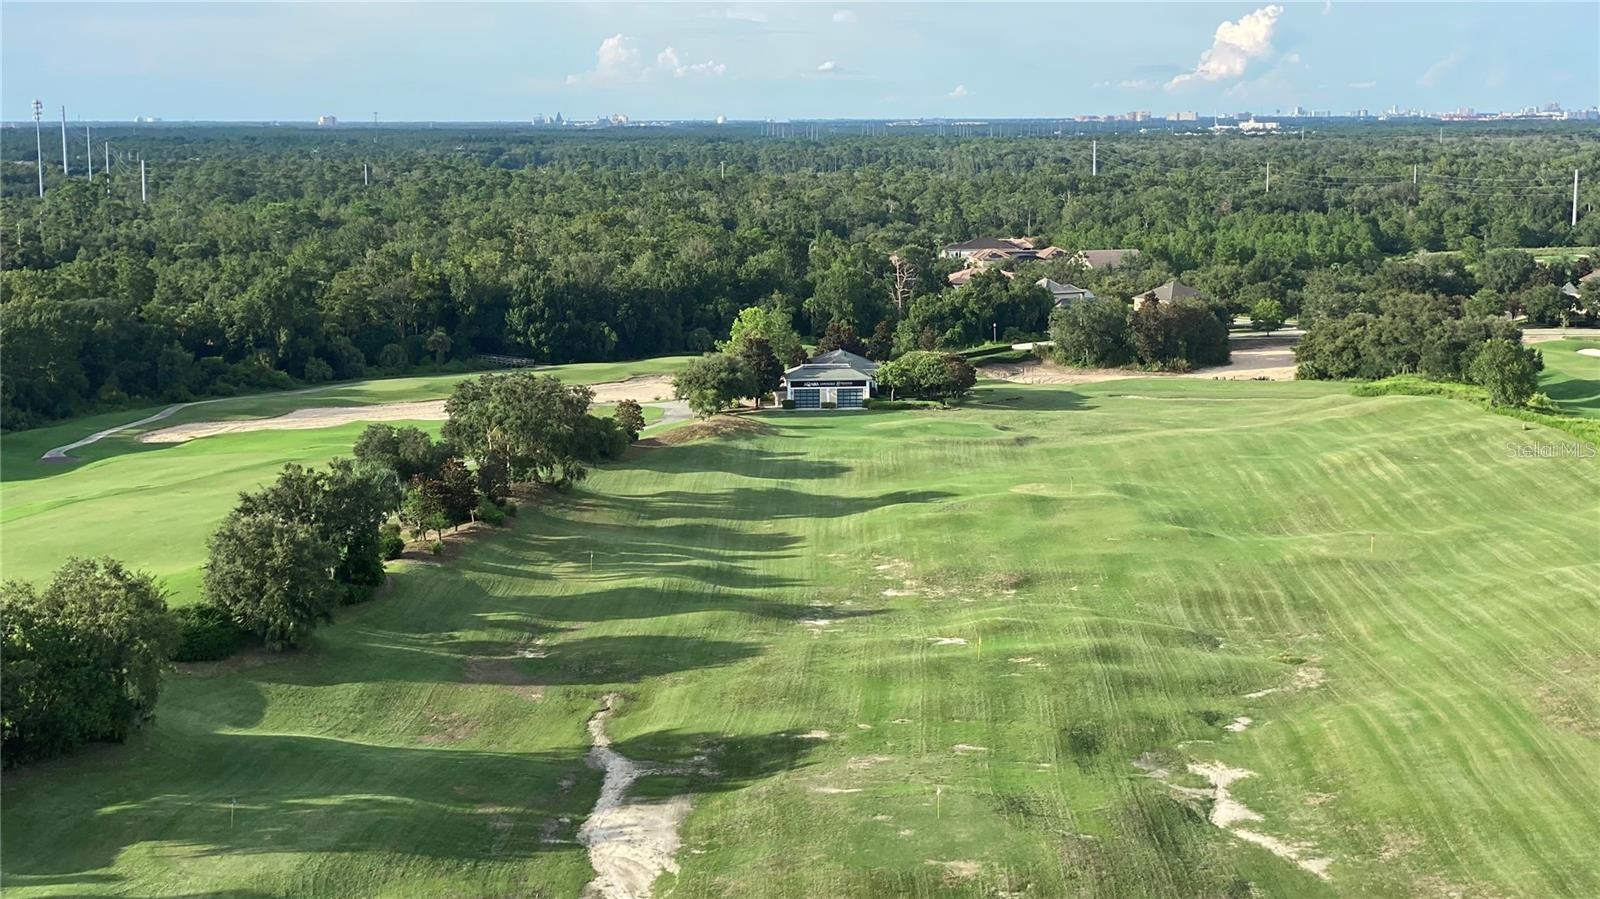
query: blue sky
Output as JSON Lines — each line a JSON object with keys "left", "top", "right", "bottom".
{"left": 3, "top": 2, "right": 1595, "bottom": 121}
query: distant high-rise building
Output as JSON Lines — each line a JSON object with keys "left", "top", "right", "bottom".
{"left": 1173, "top": 111, "right": 1199, "bottom": 122}
{"left": 317, "top": 115, "right": 338, "bottom": 127}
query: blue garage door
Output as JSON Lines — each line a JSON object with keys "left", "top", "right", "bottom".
{"left": 837, "top": 388, "right": 864, "bottom": 409}
{"left": 793, "top": 388, "right": 820, "bottom": 409}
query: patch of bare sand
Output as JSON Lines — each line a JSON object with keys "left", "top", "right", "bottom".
{"left": 926, "top": 859, "right": 982, "bottom": 884}
{"left": 984, "top": 337, "right": 1298, "bottom": 385}
{"left": 139, "top": 375, "right": 678, "bottom": 444}
{"left": 1186, "top": 761, "right": 1333, "bottom": 880}
{"left": 579, "top": 693, "right": 697, "bottom": 899}
{"left": 640, "top": 414, "right": 771, "bottom": 447}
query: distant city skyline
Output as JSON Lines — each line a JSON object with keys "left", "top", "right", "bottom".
{"left": 3, "top": 2, "right": 1596, "bottom": 122}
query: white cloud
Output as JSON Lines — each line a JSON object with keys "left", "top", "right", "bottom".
{"left": 1348, "top": 80, "right": 1377, "bottom": 89}
{"left": 817, "top": 60, "right": 836, "bottom": 72}
{"left": 568, "top": 35, "right": 724, "bottom": 85}
{"left": 1322, "top": 0, "right": 1333, "bottom": 14}
{"left": 832, "top": 9, "right": 857, "bottom": 23}
{"left": 724, "top": 7, "right": 768, "bottom": 23}
{"left": 1417, "top": 50, "right": 1462, "bottom": 88}
{"left": 1118, "top": 79, "right": 1152, "bottom": 89}
{"left": 948, "top": 84, "right": 968, "bottom": 98}
{"left": 1284, "top": 51, "right": 1301, "bottom": 64}
{"left": 1166, "top": 4, "right": 1284, "bottom": 90}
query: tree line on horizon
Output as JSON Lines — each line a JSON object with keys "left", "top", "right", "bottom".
{"left": 3, "top": 127, "right": 1597, "bottom": 428}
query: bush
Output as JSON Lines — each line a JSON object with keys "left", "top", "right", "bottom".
{"left": 475, "top": 500, "right": 506, "bottom": 527}
{"left": 302, "top": 357, "right": 334, "bottom": 383}
{"left": 1468, "top": 338, "right": 1539, "bottom": 406}
{"left": 1049, "top": 298, "right": 1134, "bottom": 367}
{"left": 429, "top": 540, "right": 446, "bottom": 555}
{"left": 378, "top": 523, "right": 405, "bottom": 560}
{"left": 500, "top": 499, "right": 518, "bottom": 517}
{"left": 1525, "top": 392, "right": 1562, "bottom": 414}
{"left": 781, "top": 398, "right": 796, "bottom": 410}
{"left": 170, "top": 604, "right": 250, "bottom": 662}
{"left": 820, "top": 400, "right": 837, "bottom": 409}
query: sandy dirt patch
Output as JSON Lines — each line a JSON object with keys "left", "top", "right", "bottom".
{"left": 1186, "top": 761, "right": 1332, "bottom": 880}
{"left": 984, "top": 334, "right": 1300, "bottom": 386}
{"left": 1578, "top": 347, "right": 1600, "bottom": 358}
{"left": 579, "top": 693, "right": 696, "bottom": 899}
{"left": 137, "top": 374, "right": 678, "bottom": 445}
{"left": 141, "top": 400, "right": 447, "bottom": 443}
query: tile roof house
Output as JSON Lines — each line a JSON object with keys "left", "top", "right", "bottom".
{"left": 1037, "top": 278, "right": 1096, "bottom": 306}
{"left": 948, "top": 267, "right": 1017, "bottom": 287}
{"left": 1073, "top": 249, "right": 1142, "bottom": 270}
{"left": 1131, "top": 279, "right": 1203, "bottom": 310}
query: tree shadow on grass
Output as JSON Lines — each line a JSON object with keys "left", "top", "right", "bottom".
{"left": 624, "top": 443, "right": 853, "bottom": 480}
{"left": 0, "top": 728, "right": 596, "bottom": 882}
{"left": 3, "top": 719, "right": 822, "bottom": 890}
{"left": 971, "top": 386, "right": 1096, "bottom": 413}
{"left": 600, "top": 487, "right": 956, "bottom": 523}
{"left": 249, "top": 633, "right": 766, "bottom": 689}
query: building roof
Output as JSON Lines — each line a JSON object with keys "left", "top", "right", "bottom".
{"left": 1037, "top": 278, "right": 1092, "bottom": 295}
{"left": 1561, "top": 282, "right": 1582, "bottom": 298}
{"left": 948, "top": 267, "right": 1016, "bottom": 286}
{"left": 1035, "top": 246, "right": 1069, "bottom": 259}
{"left": 783, "top": 365, "right": 876, "bottom": 383}
{"left": 942, "top": 236, "right": 1036, "bottom": 254}
{"left": 1075, "top": 248, "right": 1141, "bottom": 270}
{"left": 1580, "top": 269, "right": 1600, "bottom": 284}
{"left": 1133, "top": 279, "right": 1204, "bottom": 303}
{"left": 806, "top": 349, "right": 879, "bottom": 371}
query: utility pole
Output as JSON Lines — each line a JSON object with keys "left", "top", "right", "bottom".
{"left": 60, "top": 106, "right": 69, "bottom": 176}
{"left": 1574, "top": 169, "right": 1581, "bottom": 228}
{"left": 32, "top": 99, "right": 44, "bottom": 197}
{"left": 104, "top": 141, "right": 110, "bottom": 177}
{"left": 363, "top": 162, "right": 369, "bottom": 186}
{"left": 1413, "top": 164, "right": 1418, "bottom": 185}
{"left": 1265, "top": 160, "right": 1271, "bottom": 194}
{"left": 140, "top": 158, "right": 147, "bottom": 203}
{"left": 1091, "top": 140, "right": 1097, "bottom": 176}
{"left": 85, "top": 124, "right": 92, "bottom": 179}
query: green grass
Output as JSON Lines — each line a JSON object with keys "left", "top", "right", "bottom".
{"left": 0, "top": 361, "right": 681, "bottom": 602}
{"left": 1537, "top": 339, "right": 1600, "bottom": 418}
{"left": 4, "top": 378, "right": 1598, "bottom": 897}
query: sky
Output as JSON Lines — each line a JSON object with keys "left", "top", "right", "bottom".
{"left": 2, "top": 2, "right": 1596, "bottom": 122}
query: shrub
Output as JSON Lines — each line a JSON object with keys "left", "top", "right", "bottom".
{"left": 429, "top": 540, "right": 446, "bottom": 555}
{"left": 302, "top": 358, "right": 334, "bottom": 383}
{"left": 820, "top": 400, "right": 837, "bottom": 409}
{"left": 340, "top": 583, "right": 378, "bottom": 606}
{"left": 475, "top": 500, "right": 506, "bottom": 527}
{"left": 378, "top": 523, "right": 405, "bottom": 560}
{"left": 170, "top": 603, "right": 249, "bottom": 662}
{"left": 781, "top": 398, "right": 796, "bottom": 410}
{"left": 1525, "top": 392, "right": 1562, "bottom": 414}
{"left": 500, "top": 499, "right": 518, "bottom": 517}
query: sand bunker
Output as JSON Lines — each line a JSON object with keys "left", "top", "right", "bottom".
{"left": 1578, "top": 348, "right": 1600, "bottom": 358}
{"left": 985, "top": 336, "right": 1299, "bottom": 385}
{"left": 138, "top": 375, "right": 678, "bottom": 445}
{"left": 579, "top": 693, "right": 696, "bottom": 899}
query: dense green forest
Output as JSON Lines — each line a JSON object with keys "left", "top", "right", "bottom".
{"left": 2, "top": 123, "right": 1596, "bottom": 427}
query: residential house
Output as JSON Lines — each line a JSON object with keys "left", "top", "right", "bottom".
{"left": 947, "top": 267, "right": 1017, "bottom": 287}
{"left": 1036, "top": 278, "right": 1096, "bottom": 306}
{"left": 1131, "top": 279, "right": 1203, "bottom": 310}
{"left": 1072, "top": 249, "right": 1141, "bottom": 270}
